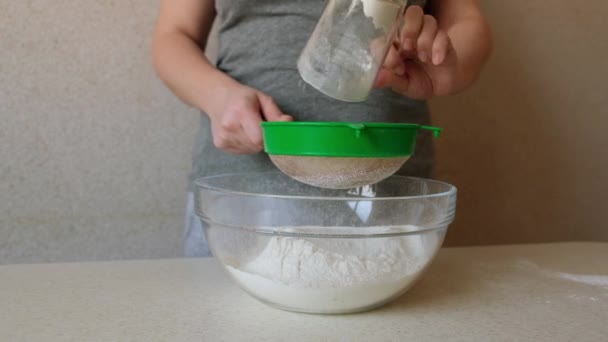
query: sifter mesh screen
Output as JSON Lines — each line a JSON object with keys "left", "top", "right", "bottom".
{"left": 270, "top": 155, "right": 409, "bottom": 189}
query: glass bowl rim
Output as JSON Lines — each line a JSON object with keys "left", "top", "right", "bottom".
{"left": 195, "top": 171, "right": 457, "bottom": 202}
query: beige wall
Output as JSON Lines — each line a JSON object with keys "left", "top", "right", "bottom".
{"left": 0, "top": 1, "right": 200, "bottom": 263}
{"left": 1, "top": 1, "right": 606, "bottom": 264}
{"left": 432, "top": 1, "right": 608, "bottom": 245}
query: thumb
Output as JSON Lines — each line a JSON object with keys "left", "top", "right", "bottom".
{"left": 382, "top": 43, "right": 402, "bottom": 70}
{"left": 257, "top": 93, "right": 292, "bottom": 122}
{"left": 374, "top": 67, "right": 409, "bottom": 89}
{"left": 241, "top": 113, "right": 264, "bottom": 150}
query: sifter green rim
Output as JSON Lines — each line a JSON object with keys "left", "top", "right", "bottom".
{"left": 261, "top": 121, "right": 442, "bottom": 158}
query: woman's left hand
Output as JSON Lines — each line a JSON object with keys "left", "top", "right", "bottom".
{"left": 374, "top": 5, "right": 457, "bottom": 99}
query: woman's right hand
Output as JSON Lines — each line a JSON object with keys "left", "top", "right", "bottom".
{"left": 207, "top": 84, "right": 293, "bottom": 154}
{"left": 151, "top": 0, "right": 291, "bottom": 155}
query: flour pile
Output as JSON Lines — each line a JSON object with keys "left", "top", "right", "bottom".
{"left": 225, "top": 226, "right": 434, "bottom": 313}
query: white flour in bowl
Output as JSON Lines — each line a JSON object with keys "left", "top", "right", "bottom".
{"left": 225, "top": 226, "right": 434, "bottom": 313}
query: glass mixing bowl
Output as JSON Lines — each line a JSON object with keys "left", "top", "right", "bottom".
{"left": 195, "top": 172, "right": 457, "bottom": 314}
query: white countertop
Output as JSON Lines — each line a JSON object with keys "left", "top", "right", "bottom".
{"left": 1, "top": 243, "right": 607, "bottom": 341}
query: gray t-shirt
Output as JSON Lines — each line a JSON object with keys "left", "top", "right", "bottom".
{"left": 189, "top": 0, "right": 432, "bottom": 190}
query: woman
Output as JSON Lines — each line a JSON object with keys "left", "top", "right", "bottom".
{"left": 151, "top": 0, "right": 492, "bottom": 256}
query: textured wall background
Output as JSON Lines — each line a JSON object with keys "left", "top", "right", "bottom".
{"left": 1, "top": 1, "right": 606, "bottom": 264}
{"left": 0, "top": 1, "right": 200, "bottom": 263}
{"left": 431, "top": 0, "right": 608, "bottom": 245}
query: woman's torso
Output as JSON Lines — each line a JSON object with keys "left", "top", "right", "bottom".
{"left": 190, "top": 0, "right": 432, "bottom": 189}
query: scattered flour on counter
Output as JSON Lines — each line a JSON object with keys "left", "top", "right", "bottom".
{"left": 225, "top": 226, "right": 435, "bottom": 312}
{"left": 568, "top": 294, "right": 601, "bottom": 302}
{"left": 516, "top": 259, "right": 608, "bottom": 289}
{"left": 553, "top": 272, "right": 608, "bottom": 288}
